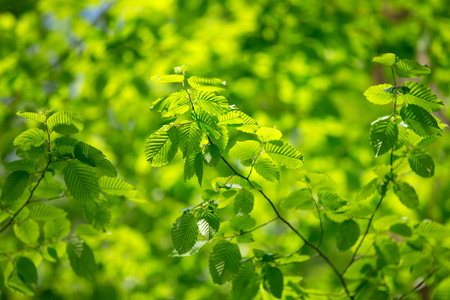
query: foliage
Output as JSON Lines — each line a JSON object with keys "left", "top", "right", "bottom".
{"left": 144, "top": 56, "right": 449, "bottom": 299}
{"left": 1, "top": 1, "right": 450, "bottom": 299}
{"left": 0, "top": 110, "right": 137, "bottom": 296}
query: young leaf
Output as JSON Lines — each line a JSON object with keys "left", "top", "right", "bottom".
{"left": 98, "top": 176, "right": 136, "bottom": 197}
{"left": 394, "top": 181, "right": 419, "bottom": 209}
{"left": 281, "top": 189, "right": 314, "bottom": 210}
{"left": 66, "top": 240, "right": 96, "bottom": 278}
{"left": 1, "top": 171, "right": 29, "bottom": 206}
{"left": 416, "top": 220, "right": 449, "bottom": 239}
{"left": 336, "top": 219, "right": 360, "bottom": 251}
{"left": 188, "top": 76, "right": 226, "bottom": 92}
{"left": 203, "top": 144, "right": 221, "bottom": 167}
{"left": 34, "top": 179, "right": 65, "bottom": 199}
{"left": 265, "top": 266, "right": 284, "bottom": 299}
{"left": 232, "top": 260, "right": 259, "bottom": 300}
{"left": 374, "top": 238, "right": 400, "bottom": 266}
{"left": 64, "top": 161, "right": 100, "bottom": 204}
{"left": 400, "top": 104, "right": 441, "bottom": 137}
{"left": 318, "top": 191, "right": 347, "bottom": 211}
{"left": 82, "top": 197, "right": 111, "bottom": 231}
{"left": 254, "top": 157, "right": 280, "bottom": 182}
{"left": 357, "top": 178, "right": 378, "bottom": 201}
{"left": 397, "top": 81, "right": 444, "bottom": 112}
{"left": 372, "top": 53, "right": 396, "bottom": 66}
{"left": 408, "top": 147, "right": 435, "bottom": 177}
{"left": 74, "top": 142, "right": 117, "bottom": 177}
{"left": 172, "top": 240, "right": 207, "bottom": 257}
{"left": 16, "top": 111, "right": 46, "bottom": 123}
{"left": 229, "top": 215, "right": 256, "bottom": 231}
{"left": 178, "top": 122, "right": 202, "bottom": 158}
{"left": 229, "top": 140, "right": 261, "bottom": 160}
{"left": 151, "top": 74, "right": 184, "bottom": 83}
{"left": 209, "top": 241, "right": 241, "bottom": 285}
{"left": 363, "top": 84, "right": 395, "bottom": 105}
{"left": 256, "top": 127, "right": 282, "bottom": 141}
{"left": 14, "top": 219, "right": 39, "bottom": 244}
{"left": 47, "top": 111, "right": 84, "bottom": 135}
{"left": 151, "top": 91, "right": 187, "bottom": 112}
{"left": 28, "top": 204, "right": 67, "bottom": 221}
{"left": 264, "top": 140, "right": 303, "bottom": 169}
{"left": 209, "top": 124, "right": 229, "bottom": 153}
{"left": 197, "top": 209, "right": 220, "bottom": 240}
{"left": 234, "top": 189, "right": 254, "bottom": 215}
{"left": 171, "top": 212, "right": 199, "bottom": 255}
{"left": 184, "top": 152, "right": 203, "bottom": 185}
{"left": 394, "top": 59, "right": 431, "bottom": 78}
{"left": 218, "top": 111, "right": 258, "bottom": 127}
{"left": 13, "top": 128, "right": 46, "bottom": 151}
{"left": 4, "top": 159, "right": 39, "bottom": 173}
{"left": 144, "top": 126, "right": 179, "bottom": 167}
{"left": 194, "top": 109, "right": 221, "bottom": 139}
{"left": 195, "top": 91, "right": 230, "bottom": 116}
{"left": 370, "top": 116, "right": 398, "bottom": 157}
{"left": 44, "top": 218, "right": 71, "bottom": 240}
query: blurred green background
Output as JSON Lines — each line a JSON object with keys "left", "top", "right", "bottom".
{"left": 0, "top": 0, "right": 449, "bottom": 299}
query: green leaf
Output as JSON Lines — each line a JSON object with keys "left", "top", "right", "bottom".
{"left": 256, "top": 127, "right": 282, "bottom": 141}
{"left": 197, "top": 210, "right": 220, "bottom": 240}
{"left": 194, "top": 109, "right": 221, "bottom": 139}
{"left": 389, "top": 223, "right": 412, "bottom": 237}
{"left": 34, "top": 179, "right": 65, "bottom": 199}
{"left": 318, "top": 191, "right": 347, "bottom": 211}
{"left": 74, "top": 142, "right": 117, "bottom": 177}
{"left": 188, "top": 76, "right": 226, "bottom": 92}
{"left": 66, "top": 240, "right": 96, "bottom": 278}
{"left": 372, "top": 53, "right": 396, "bottom": 66}
{"left": 64, "top": 161, "right": 100, "bottom": 204}
{"left": 8, "top": 257, "right": 38, "bottom": 295}
{"left": 16, "top": 145, "right": 45, "bottom": 160}
{"left": 29, "top": 204, "right": 67, "bottom": 221}
{"left": 229, "top": 215, "right": 256, "bottom": 231}
{"left": 99, "top": 176, "right": 136, "bottom": 197}
{"left": 47, "top": 111, "right": 84, "bottom": 135}
{"left": 1, "top": 171, "right": 29, "bottom": 206}
{"left": 209, "top": 241, "right": 241, "bottom": 285}
{"left": 397, "top": 81, "right": 444, "bottom": 112}
{"left": 13, "top": 128, "right": 46, "bottom": 151}
{"left": 265, "top": 266, "right": 284, "bottom": 299}
{"left": 394, "top": 59, "right": 431, "bottom": 78}
{"left": 151, "top": 91, "right": 187, "bottom": 112}
{"left": 195, "top": 91, "right": 230, "bottom": 116}
{"left": 4, "top": 159, "right": 39, "bottom": 173}
{"left": 370, "top": 116, "right": 398, "bottom": 157}
{"left": 179, "top": 122, "right": 202, "bottom": 158}
{"left": 336, "top": 219, "right": 360, "bottom": 251}
{"left": 254, "top": 157, "right": 280, "bottom": 182}
{"left": 172, "top": 240, "right": 207, "bottom": 257}
{"left": 280, "top": 189, "right": 314, "bottom": 210}
{"left": 398, "top": 124, "right": 422, "bottom": 146}
{"left": 52, "top": 136, "right": 78, "bottom": 157}
{"left": 265, "top": 140, "right": 303, "bottom": 169}
{"left": 16, "top": 111, "right": 46, "bottom": 123}
{"left": 357, "top": 178, "right": 378, "bottom": 201}
{"left": 82, "top": 197, "right": 111, "bottom": 231}
{"left": 184, "top": 152, "right": 203, "bottom": 186}
{"left": 433, "top": 277, "right": 450, "bottom": 300}
{"left": 151, "top": 74, "right": 184, "bottom": 83}
{"left": 44, "top": 218, "right": 70, "bottom": 240}
{"left": 408, "top": 147, "right": 435, "bottom": 178}
{"left": 232, "top": 260, "right": 259, "bottom": 300}
{"left": 363, "top": 84, "right": 395, "bottom": 105}
{"left": 400, "top": 104, "right": 441, "bottom": 137}
{"left": 416, "top": 220, "right": 449, "bottom": 239}
{"left": 209, "top": 124, "right": 229, "bottom": 153}
{"left": 75, "top": 224, "right": 101, "bottom": 238}
{"left": 14, "top": 219, "right": 39, "bottom": 244}
{"left": 171, "top": 212, "right": 199, "bottom": 255}
{"left": 144, "top": 126, "right": 179, "bottom": 167}
{"left": 229, "top": 140, "right": 261, "bottom": 160}
{"left": 203, "top": 144, "right": 221, "bottom": 167}
{"left": 394, "top": 181, "right": 419, "bottom": 209}
{"left": 218, "top": 111, "right": 258, "bottom": 127}
{"left": 234, "top": 189, "right": 254, "bottom": 215}
{"left": 374, "top": 238, "right": 400, "bottom": 266}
